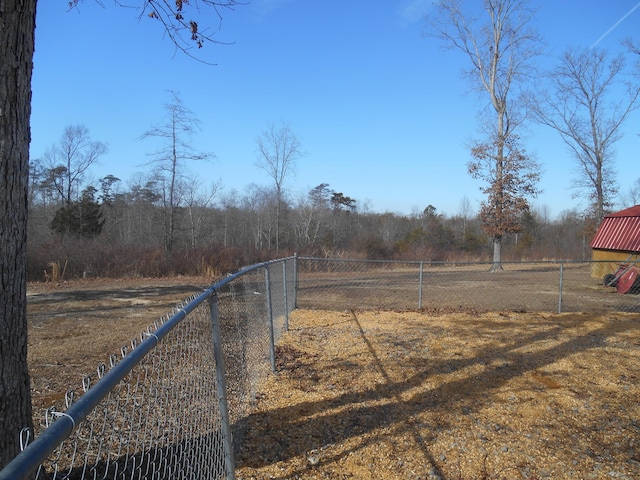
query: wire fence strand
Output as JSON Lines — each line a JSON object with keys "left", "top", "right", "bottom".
{"left": 1, "top": 257, "right": 297, "bottom": 480}
{"left": 296, "top": 258, "right": 640, "bottom": 314}
{"left": 1, "top": 256, "right": 638, "bottom": 479}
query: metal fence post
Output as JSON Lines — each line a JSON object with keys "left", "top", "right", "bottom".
{"left": 208, "top": 291, "right": 236, "bottom": 480}
{"left": 264, "top": 266, "right": 277, "bottom": 372}
{"left": 558, "top": 262, "right": 564, "bottom": 314}
{"left": 293, "top": 253, "right": 299, "bottom": 309}
{"left": 418, "top": 261, "right": 424, "bottom": 310}
{"left": 282, "top": 260, "right": 289, "bottom": 331}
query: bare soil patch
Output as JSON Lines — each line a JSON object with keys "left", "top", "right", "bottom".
{"left": 235, "top": 309, "right": 640, "bottom": 480}
{"left": 27, "top": 277, "right": 211, "bottom": 415}
{"left": 296, "top": 262, "right": 640, "bottom": 314}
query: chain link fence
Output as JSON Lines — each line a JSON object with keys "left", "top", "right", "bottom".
{"left": 2, "top": 256, "right": 638, "bottom": 480}
{"left": 0, "top": 258, "right": 296, "bottom": 480}
{"left": 296, "top": 258, "right": 640, "bottom": 314}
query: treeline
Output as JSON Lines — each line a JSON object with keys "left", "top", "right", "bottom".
{"left": 26, "top": 171, "right": 594, "bottom": 282}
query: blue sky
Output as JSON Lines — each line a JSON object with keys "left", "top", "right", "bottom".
{"left": 31, "top": 1, "right": 640, "bottom": 219}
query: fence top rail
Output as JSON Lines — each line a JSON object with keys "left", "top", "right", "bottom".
{"left": 223, "top": 256, "right": 296, "bottom": 283}
{"left": 0, "top": 256, "right": 296, "bottom": 480}
{"left": 297, "top": 257, "right": 591, "bottom": 266}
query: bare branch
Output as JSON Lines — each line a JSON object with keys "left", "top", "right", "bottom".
{"left": 69, "top": 0, "right": 244, "bottom": 64}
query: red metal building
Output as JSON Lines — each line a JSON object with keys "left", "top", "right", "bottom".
{"left": 590, "top": 205, "right": 640, "bottom": 288}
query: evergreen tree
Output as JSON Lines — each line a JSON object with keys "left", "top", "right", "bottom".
{"left": 51, "top": 186, "right": 104, "bottom": 238}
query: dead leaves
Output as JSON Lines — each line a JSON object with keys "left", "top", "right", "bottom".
{"left": 236, "top": 309, "right": 640, "bottom": 480}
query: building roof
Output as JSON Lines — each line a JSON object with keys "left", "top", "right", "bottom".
{"left": 590, "top": 205, "right": 640, "bottom": 253}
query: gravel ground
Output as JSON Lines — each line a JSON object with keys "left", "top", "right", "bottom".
{"left": 235, "top": 309, "right": 640, "bottom": 480}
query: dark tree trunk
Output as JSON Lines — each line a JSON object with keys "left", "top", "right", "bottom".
{"left": 0, "top": 0, "right": 37, "bottom": 470}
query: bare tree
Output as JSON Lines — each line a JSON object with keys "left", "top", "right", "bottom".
{"left": 256, "top": 122, "right": 304, "bottom": 252}
{"left": 242, "top": 183, "right": 277, "bottom": 250}
{"left": 427, "top": 0, "right": 543, "bottom": 271}
{"left": 141, "top": 91, "right": 214, "bottom": 251}
{"left": 458, "top": 195, "right": 473, "bottom": 250}
{"left": 43, "top": 125, "right": 107, "bottom": 205}
{"left": 219, "top": 189, "right": 242, "bottom": 247}
{"left": 42, "top": 125, "right": 108, "bottom": 235}
{"left": 621, "top": 178, "right": 640, "bottom": 206}
{"left": 294, "top": 183, "right": 335, "bottom": 248}
{"left": 623, "top": 38, "right": 640, "bottom": 57}
{"left": 183, "top": 176, "right": 222, "bottom": 248}
{"left": 529, "top": 47, "right": 640, "bottom": 223}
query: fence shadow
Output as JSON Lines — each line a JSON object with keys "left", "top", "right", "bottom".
{"left": 38, "top": 430, "right": 226, "bottom": 480}
{"left": 7, "top": 258, "right": 639, "bottom": 480}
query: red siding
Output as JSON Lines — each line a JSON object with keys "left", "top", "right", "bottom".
{"left": 590, "top": 205, "right": 640, "bottom": 253}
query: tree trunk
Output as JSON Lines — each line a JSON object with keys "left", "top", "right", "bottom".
{"left": 490, "top": 235, "right": 503, "bottom": 272}
{"left": 275, "top": 192, "right": 281, "bottom": 253}
{"left": 0, "top": 0, "right": 36, "bottom": 469}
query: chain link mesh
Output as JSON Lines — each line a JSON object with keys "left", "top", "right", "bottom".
{"left": 296, "top": 258, "right": 640, "bottom": 314}
{"left": 34, "top": 298, "right": 228, "bottom": 480}
{"left": 3, "top": 258, "right": 297, "bottom": 480}
{"left": 3, "top": 256, "right": 638, "bottom": 479}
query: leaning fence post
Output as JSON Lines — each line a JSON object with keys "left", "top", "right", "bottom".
{"left": 418, "top": 261, "right": 424, "bottom": 310}
{"left": 264, "top": 266, "right": 277, "bottom": 372}
{"left": 208, "top": 291, "right": 236, "bottom": 480}
{"left": 282, "top": 260, "right": 289, "bottom": 331}
{"left": 558, "top": 262, "right": 564, "bottom": 314}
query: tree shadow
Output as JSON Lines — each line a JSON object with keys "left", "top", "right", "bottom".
{"left": 234, "top": 310, "right": 640, "bottom": 478}
{"left": 27, "top": 284, "right": 203, "bottom": 326}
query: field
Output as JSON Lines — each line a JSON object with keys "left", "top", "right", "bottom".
{"left": 26, "top": 274, "right": 640, "bottom": 479}
{"left": 27, "top": 277, "right": 211, "bottom": 413}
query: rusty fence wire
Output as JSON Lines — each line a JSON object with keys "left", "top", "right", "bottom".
{"left": 2, "top": 256, "right": 639, "bottom": 480}
{"left": 0, "top": 257, "right": 296, "bottom": 480}
{"left": 295, "top": 258, "right": 640, "bottom": 314}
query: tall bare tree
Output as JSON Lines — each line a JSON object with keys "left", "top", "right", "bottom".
{"left": 141, "top": 91, "right": 214, "bottom": 252}
{"left": 427, "top": 0, "right": 542, "bottom": 271}
{"left": 529, "top": 47, "right": 640, "bottom": 223}
{"left": 256, "top": 122, "right": 304, "bottom": 252}
{"left": 42, "top": 125, "right": 108, "bottom": 235}
{"left": 0, "top": 0, "right": 238, "bottom": 470}
{"left": 458, "top": 195, "right": 473, "bottom": 250}
{"left": 43, "top": 125, "right": 107, "bottom": 206}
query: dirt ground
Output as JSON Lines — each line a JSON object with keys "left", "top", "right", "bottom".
{"left": 27, "top": 277, "right": 212, "bottom": 415}
{"left": 26, "top": 277, "right": 640, "bottom": 480}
